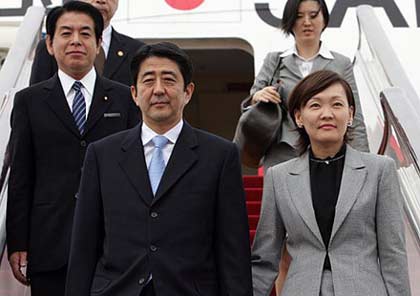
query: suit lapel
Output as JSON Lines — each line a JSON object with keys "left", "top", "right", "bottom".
{"left": 311, "top": 55, "right": 333, "bottom": 73}
{"left": 103, "top": 29, "right": 127, "bottom": 79}
{"left": 329, "top": 146, "right": 367, "bottom": 245}
{"left": 152, "top": 123, "right": 198, "bottom": 205}
{"left": 281, "top": 55, "right": 302, "bottom": 80}
{"left": 287, "top": 153, "right": 324, "bottom": 246}
{"left": 84, "top": 76, "right": 112, "bottom": 135}
{"left": 43, "top": 74, "right": 80, "bottom": 138}
{"left": 119, "top": 124, "right": 154, "bottom": 205}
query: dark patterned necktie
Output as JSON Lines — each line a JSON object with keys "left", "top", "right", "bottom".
{"left": 72, "top": 81, "right": 86, "bottom": 134}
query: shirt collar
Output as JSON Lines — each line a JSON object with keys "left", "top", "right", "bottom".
{"left": 280, "top": 42, "right": 334, "bottom": 60}
{"left": 101, "top": 25, "right": 112, "bottom": 52}
{"left": 309, "top": 144, "right": 347, "bottom": 161}
{"left": 58, "top": 67, "right": 97, "bottom": 97}
{"left": 142, "top": 120, "right": 184, "bottom": 146}
{"left": 318, "top": 42, "right": 334, "bottom": 59}
{"left": 280, "top": 46, "right": 296, "bottom": 58}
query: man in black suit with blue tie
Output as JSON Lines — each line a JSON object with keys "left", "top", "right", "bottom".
{"left": 30, "top": 0, "right": 144, "bottom": 86}
{"left": 6, "top": 2, "right": 139, "bottom": 295}
{"left": 65, "top": 42, "right": 253, "bottom": 296}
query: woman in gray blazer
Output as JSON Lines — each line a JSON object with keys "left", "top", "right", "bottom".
{"left": 242, "top": 0, "right": 370, "bottom": 292}
{"left": 251, "top": 70, "right": 410, "bottom": 296}
{"left": 243, "top": 0, "right": 369, "bottom": 169}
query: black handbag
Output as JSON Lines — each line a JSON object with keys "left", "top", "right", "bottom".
{"left": 233, "top": 54, "right": 284, "bottom": 168}
{"left": 233, "top": 101, "right": 282, "bottom": 168}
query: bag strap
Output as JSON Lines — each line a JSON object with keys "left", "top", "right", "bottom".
{"left": 268, "top": 52, "right": 283, "bottom": 85}
{"left": 268, "top": 52, "right": 288, "bottom": 113}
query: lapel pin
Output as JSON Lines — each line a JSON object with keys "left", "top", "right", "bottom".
{"left": 104, "top": 96, "right": 108, "bottom": 101}
{"left": 117, "top": 50, "right": 124, "bottom": 57}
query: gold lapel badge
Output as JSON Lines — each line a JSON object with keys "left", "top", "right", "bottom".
{"left": 117, "top": 50, "right": 124, "bottom": 57}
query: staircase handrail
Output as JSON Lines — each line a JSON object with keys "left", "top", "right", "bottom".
{"left": 380, "top": 87, "right": 420, "bottom": 248}
{"left": 0, "top": 5, "right": 45, "bottom": 259}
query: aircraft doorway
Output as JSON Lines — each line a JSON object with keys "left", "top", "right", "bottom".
{"left": 184, "top": 48, "right": 254, "bottom": 142}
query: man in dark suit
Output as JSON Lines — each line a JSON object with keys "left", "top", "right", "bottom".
{"left": 65, "top": 42, "right": 253, "bottom": 296}
{"left": 30, "top": 0, "right": 144, "bottom": 86}
{"left": 6, "top": 2, "right": 139, "bottom": 295}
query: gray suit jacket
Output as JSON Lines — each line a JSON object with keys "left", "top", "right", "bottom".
{"left": 243, "top": 51, "right": 370, "bottom": 168}
{"left": 251, "top": 145, "right": 410, "bottom": 296}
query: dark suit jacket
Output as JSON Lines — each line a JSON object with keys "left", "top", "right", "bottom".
{"left": 6, "top": 74, "right": 139, "bottom": 275}
{"left": 65, "top": 122, "right": 253, "bottom": 296}
{"left": 30, "top": 28, "right": 144, "bottom": 86}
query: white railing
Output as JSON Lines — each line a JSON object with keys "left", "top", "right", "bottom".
{"left": 0, "top": 4, "right": 44, "bottom": 258}
{"left": 356, "top": 5, "right": 420, "bottom": 295}
{"left": 0, "top": 6, "right": 44, "bottom": 296}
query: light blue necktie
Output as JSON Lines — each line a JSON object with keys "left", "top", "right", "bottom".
{"left": 149, "top": 135, "right": 168, "bottom": 195}
{"left": 72, "top": 81, "right": 86, "bottom": 134}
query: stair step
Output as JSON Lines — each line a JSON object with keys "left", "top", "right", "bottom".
{"left": 249, "top": 230, "right": 256, "bottom": 244}
{"left": 245, "top": 188, "right": 263, "bottom": 201}
{"left": 243, "top": 175, "right": 276, "bottom": 295}
{"left": 243, "top": 175, "right": 263, "bottom": 188}
{"left": 248, "top": 215, "right": 260, "bottom": 230}
{"left": 246, "top": 201, "right": 261, "bottom": 215}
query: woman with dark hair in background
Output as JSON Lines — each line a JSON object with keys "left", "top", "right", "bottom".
{"left": 251, "top": 70, "right": 410, "bottom": 296}
{"left": 243, "top": 0, "right": 369, "bottom": 168}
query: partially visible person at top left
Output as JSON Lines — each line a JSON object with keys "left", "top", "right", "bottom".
{"left": 6, "top": 2, "right": 139, "bottom": 295}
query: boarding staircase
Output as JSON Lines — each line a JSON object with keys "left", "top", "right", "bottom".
{"left": 244, "top": 175, "right": 263, "bottom": 244}
{"left": 245, "top": 175, "right": 279, "bottom": 296}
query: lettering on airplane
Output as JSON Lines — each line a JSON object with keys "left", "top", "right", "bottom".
{"left": 0, "top": 0, "right": 418, "bottom": 28}
{"left": 255, "top": 0, "right": 415, "bottom": 27}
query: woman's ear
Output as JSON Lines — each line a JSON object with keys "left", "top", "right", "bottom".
{"left": 349, "top": 106, "right": 354, "bottom": 121}
{"left": 295, "top": 110, "right": 303, "bottom": 128}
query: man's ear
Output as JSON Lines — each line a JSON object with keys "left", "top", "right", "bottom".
{"left": 184, "top": 82, "right": 195, "bottom": 105}
{"left": 96, "top": 37, "right": 103, "bottom": 54}
{"left": 130, "top": 85, "right": 139, "bottom": 107}
{"left": 45, "top": 35, "right": 54, "bottom": 56}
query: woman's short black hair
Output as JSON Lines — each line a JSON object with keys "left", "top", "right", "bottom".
{"left": 287, "top": 70, "right": 355, "bottom": 155}
{"left": 281, "top": 0, "right": 329, "bottom": 36}
{"left": 130, "top": 42, "right": 193, "bottom": 89}
{"left": 46, "top": 1, "right": 104, "bottom": 45}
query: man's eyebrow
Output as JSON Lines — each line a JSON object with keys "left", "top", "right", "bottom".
{"left": 57, "top": 25, "right": 73, "bottom": 31}
{"left": 57, "top": 25, "right": 93, "bottom": 31}
{"left": 141, "top": 70, "right": 156, "bottom": 77}
{"left": 141, "top": 70, "right": 177, "bottom": 77}
{"left": 80, "top": 25, "right": 94, "bottom": 31}
{"left": 161, "top": 70, "right": 177, "bottom": 76}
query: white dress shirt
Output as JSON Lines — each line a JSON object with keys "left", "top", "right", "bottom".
{"left": 101, "top": 25, "right": 112, "bottom": 58}
{"left": 142, "top": 120, "right": 184, "bottom": 169}
{"left": 280, "top": 42, "right": 334, "bottom": 77}
{"left": 58, "top": 67, "right": 96, "bottom": 116}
